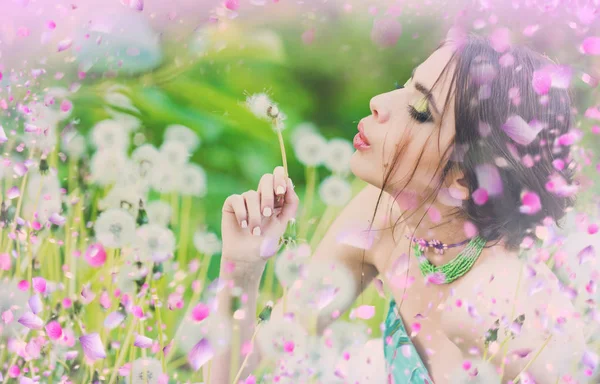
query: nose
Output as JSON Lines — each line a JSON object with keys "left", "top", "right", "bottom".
{"left": 369, "top": 95, "right": 390, "bottom": 124}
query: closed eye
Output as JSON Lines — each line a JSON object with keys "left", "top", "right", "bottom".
{"left": 407, "top": 104, "right": 433, "bottom": 123}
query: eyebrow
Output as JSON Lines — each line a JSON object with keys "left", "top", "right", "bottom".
{"left": 411, "top": 67, "right": 440, "bottom": 116}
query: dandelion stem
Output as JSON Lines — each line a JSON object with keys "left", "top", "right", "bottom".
{"left": 298, "top": 166, "right": 317, "bottom": 240}
{"left": 262, "top": 258, "right": 275, "bottom": 300}
{"left": 274, "top": 123, "right": 288, "bottom": 178}
{"left": 178, "top": 195, "right": 192, "bottom": 267}
{"left": 231, "top": 323, "right": 262, "bottom": 384}
{"left": 511, "top": 334, "right": 553, "bottom": 384}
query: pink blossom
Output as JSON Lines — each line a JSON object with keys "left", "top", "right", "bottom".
{"left": 32, "top": 277, "right": 47, "bottom": 294}
{"left": 79, "top": 333, "right": 106, "bottom": 361}
{"left": 582, "top": 36, "right": 600, "bottom": 55}
{"left": 45, "top": 321, "right": 63, "bottom": 340}
{"left": 519, "top": 191, "right": 542, "bottom": 215}
{"left": 84, "top": 243, "right": 106, "bottom": 267}
{"left": 18, "top": 312, "right": 43, "bottom": 329}
{"left": 134, "top": 334, "right": 153, "bottom": 348}
{"left": 188, "top": 338, "right": 214, "bottom": 371}
{"left": 191, "top": 303, "right": 210, "bottom": 322}
{"left": 354, "top": 305, "right": 375, "bottom": 320}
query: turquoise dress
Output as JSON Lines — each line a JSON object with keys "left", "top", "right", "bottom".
{"left": 383, "top": 298, "right": 434, "bottom": 384}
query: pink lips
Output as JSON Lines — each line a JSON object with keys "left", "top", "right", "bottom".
{"left": 354, "top": 121, "right": 371, "bottom": 150}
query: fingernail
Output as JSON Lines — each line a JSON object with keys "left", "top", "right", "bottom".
{"left": 241, "top": 220, "right": 248, "bottom": 228}
{"left": 252, "top": 227, "right": 262, "bottom": 236}
{"left": 276, "top": 186, "right": 286, "bottom": 195}
{"left": 263, "top": 207, "right": 272, "bottom": 217}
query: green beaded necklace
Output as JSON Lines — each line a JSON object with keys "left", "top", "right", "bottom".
{"left": 413, "top": 235, "right": 487, "bottom": 284}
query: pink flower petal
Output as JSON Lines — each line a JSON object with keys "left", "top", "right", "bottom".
{"left": 57, "top": 38, "right": 73, "bottom": 52}
{"left": 104, "top": 311, "right": 126, "bottom": 330}
{"left": 79, "top": 333, "right": 106, "bottom": 361}
{"left": 354, "top": 305, "right": 375, "bottom": 320}
{"left": 472, "top": 188, "right": 489, "bottom": 205}
{"left": 188, "top": 338, "right": 214, "bottom": 371}
{"left": 475, "top": 164, "right": 503, "bottom": 196}
{"left": 191, "top": 303, "right": 210, "bottom": 322}
{"left": 532, "top": 69, "right": 551, "bottom": 95}
{"left": 577, "top": 245, "right": 595, "bottom": 265}
{"left": 585, "top": 106, "right": 600, "bottom": 120}
{"left": 511, "top": 348, "right": 532, "bottom": 358}
{"left": 45, "top": 320, "right": 63, "bottom": 340}
{"left": 425, "top": 272, "right": 446, "bottom": 285}
{"left": 581, "top": 350, "right": 598, "bottom": 370}
{"left": 489, "top": 27, "right": 511, "bottom": 53}
{"left": 2, "top": 310, "right": 13, "bottom": 324}
{"left": 519, "top": 191, "right": 542, "bottom": 215}
{"left": 582, "top": 36, "right": 600, "bottom": 55}
{"left": 28, "top": 294, "right": 43, "bottom": 314}
{"left": 7, "top": 186, "right": 20, "bottom": 200}
{"left": 48, "top": 212, "right": 66, "bottom": 226}
{"left": 32, "top": 277, "right": 47, "bottom": 293}
{"left": 60, "top": 99, "right": 72, "bottom": 112}
{"left": 85, "top": 243, "right": 106, "bottom": 268}
{"left": 502, "top": 115, "right": 544, "bottom": 146}
{"left": 134, "top": 334, "right": 153, "bottom": 348}
{"left": 18, "top": 312, "right": 43, "bottom": 329}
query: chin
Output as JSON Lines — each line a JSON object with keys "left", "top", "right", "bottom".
{"left": 349, "top": 153, "right": 384, "bottom": 189}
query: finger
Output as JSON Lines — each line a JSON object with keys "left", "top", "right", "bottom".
{"left": 279, "top": 178, "right": 299, "bottom": 222}
{"left": 222, "top": 194, "right": 248, "bottom": 229}
{"left": 259, "top": 174, "right": 275, "bottom": 218}
{"left": 242, "top": 190, "right": 262, "bottom": 236}
{"left": 273, "top": 166, "right": 287, "bottom": 196}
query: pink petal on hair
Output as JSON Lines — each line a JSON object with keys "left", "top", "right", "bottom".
{"left": 104, "top": 311, "right": 125, "bottom": 330}
{"left": 57, "top": 38, "right": 73, "bottom": 52}
{"left": 502, "top": 115, "right": 544, "bottom": 146}
{"left": 522, "top": 24, "right": 539, "bottom": 37}
{"left": 188, "top": 338, "right": 214, "bottom": 371}
{"left": 577, "top": 245, "right": 595, "bottom": 265}
{"left": 519, "top": 191, "right": 542, "bottom": 215}
{"left": 134, "top": 333, "right": 153, "bottom": 348}
{"left": 191, "top": 303, "right": 210, "bottom": 322}
{"left": 472, "top": 188, "right": 489, "bottom": 205}
{"left": 45, "top": 320, "right": 63, "bottom": 340}
{"left": 475, "top": 164, "right": 503, "bottom": 196}
{"left": 499, "top": 52, "right": 515, "bottom": 67}
{"left": 18, "top": 312, "right": 43, "bottom": 329}
{"left": 85, "top": 243, "right": 106, "bottom": 268}
{"left": 7, "top": 186, "right": 20, "bottom": 200}
{"left": 532, "top": 69, "right": 551, "bottom": 95}
{"left": 28, "top": 294, "right": 43, "bottom": 314}
{"left": 354, "top": 305, "right": 375, "bottom": 320}
{"left": 582, "top": 36, "right": 600, "bottom": 55}
{"left": 32, "top": 277, "right": 47, "bottom": 293}
{"left": 489, "top": 27, "right": 511, "bottom": 53}
{"left": 79, "top": 333, "right": 106, "bottom": 361}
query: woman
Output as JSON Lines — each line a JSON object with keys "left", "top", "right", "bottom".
{"left": 213, "top": 33, "right": 588, "bottom": 383}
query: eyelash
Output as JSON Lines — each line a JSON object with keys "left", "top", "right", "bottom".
{"left": 395, "top": 84, "right": 434, "bottom": 123}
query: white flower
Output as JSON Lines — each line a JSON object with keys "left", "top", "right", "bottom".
{"left": 179, "top": 163, "right": 207, "bottom": 197}
{"left": 90, "top": 150, "right": 129, "bottom": 186}
{"left": 165, "top": 124, "right": 200, "bottom": 153}
{"left": 291, "top": 122, "right": 319, "bottom": 144}
{"left": 90, "top": 120, "right": 130, "bottom": 152}
{"left": 94, "top": 208, "right": 137, "bottom": 248}
{"left": 23, "top": 123, "right": 58, "bottom": 154}
{"left": 23, "top": 193, "right": 62, "bottom": 224}
{"left": 319, "top": 175, "right": 352, "bottom": 206}
{"left": 275, "top": 243, "right": 311, "bottom": 287}
{"left": 287, "top": 259, "right": 356, "bottom": 322}
{"left": 131, "top": 145, "right": 160, "bottom": 180}
{"left": 106, "top": 109, "right": 142, "bottom": 132}
{"left": 27, "top": 171, "right": 61, "bottom": 201}
{"left": 134, "top": 224, "right": 176, "bottom": 263}
{"left": 62, "top": 132, "right": 86, "bottom": 160}
{"left": 150, "top": 162, "right": 182, "bottom": 194}
{"left": 117, "top": 260, "right": 149, "bottom": 293}
{"left": 324, "top": 138, "right": 354, "bottom": 175}
{"left": 245, "top": 93, "right": 277, "bottom": 121}
{"left": 125, "top": 358, "right": 163, "bottom": 384}
{"left": 193, "top": 228, "right": 221, "bottom": 256}
{"left": 256, "top": 315, "right": 308, "bottom": 359}
{"left": 174, "top": 310, "right": 232, "bottom": 355}
{"left": 160, "top": 140, "right": 190, "bottom": 167}
{"left": 115, "top": 161, "right": 149, "bottom": 195}
{"left": 293, "top": 131, "right": 328, "bottom": 167}
{"left": 104, "top": 92, "right": 139, "bottom": 114}
{"left": 325, "top": 321, "right": 368, "bottom": 355}
{"left": 145, "top": 200, "right": 172, "bottom": 227}
{"left": 0, "top": 278, "right": 30, "bottom": 339}
{"left": 449, "top": 358, "right": 501, "bottom": 384}
{"left": 98, "top": 184, "right": 145, "bottom": 219}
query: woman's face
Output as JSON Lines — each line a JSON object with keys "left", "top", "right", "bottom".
{"left": 350, "top": 44, "right": 459, "bottom": 202}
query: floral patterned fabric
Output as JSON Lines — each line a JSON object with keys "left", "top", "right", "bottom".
{"left": 383, "top": 298, "right": 434, "bottom": 384}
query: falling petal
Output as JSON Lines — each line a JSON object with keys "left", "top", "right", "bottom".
{"left": 32, "top": 277, "right": 47, "bottom": 293}
{"left": 18, "top": 312, "right": 44, "bottom": 329}
{"left": 519, "top": 191, "right": 542, "bottom": 215}
{"left": 475, "top": 164, "right": 503, "bottom": 196}
{"left": 585, "top": 106, "right": 600, "bottom": 120}
{"left": 28, "top": 295, "right": 43, "bottom": 314}
{"left": 188, "top": 338, "right": 214, "bottom": 371}
{"left": 85, "top": 243, "right": 106, "bottom": 268}
{"left": 354, "top": 305, "right": 375, "bottom": 320}
{"left": 57, "top": 38, "right": 73, "bottom": 52}
{"left": 104, "top": 311, "right": 125, "bottom": 330}
{"left": 489, "top": 27, "right": 511, "bottom": 53}
{"left": 425, "top": 272, "right": 446, "bottom": 285}
{"left": 79, "top": 333, "right": 107, "bottom": 361}
{"left": 581, "top": 350, "right": 598, "bottom": 370}
{"left": 502, "top": 115, "right": 544, "bottom": 146}
{"left": 134, "top": 334, "right": 153, "bottom": 348}
{"left": 7, "top": 186, "right": 20, "bottom": 200}
{"left": 191, "top": 303, "right": 210, "bottom": 322}
{"left": 48, "top": 212, "right": 66, "bottom": 226}
{"left": 532, "top": 69, "right": 551, "bottom": 95}
{"left": 45, "top": 320, "right": 63, "bottom": 340}
{"left": 582, "top": 36, "right": 600, "bottom": 55}
{"left": 371, "top": 16, "right": 402, "bottom": 48}
{"left": 578, "top": 245, "right": 595, "bottom": 265}
{"left": 511, "top": 348, "right": 532, "bottom": 358}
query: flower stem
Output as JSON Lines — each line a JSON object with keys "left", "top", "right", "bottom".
{"left": 231, "top": 323, "right": 262, "bottom": 384}
{"left": 262, "top": 258, "right": 275, "bottom": 300}
{"left": 511, "top": 334, "right": 553, "bottom": 384}
{"left": 298, "top": 166, "right": 317, "bottom": 240}
{"left": 275, "top": 125, "right": 288, "bottom": 178}
{"left": 178, "top": 195, "right": 192, "bottom": 267}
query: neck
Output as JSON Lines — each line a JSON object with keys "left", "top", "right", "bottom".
{"left": 391, "top": 189, "right": 484, "bottom": 267}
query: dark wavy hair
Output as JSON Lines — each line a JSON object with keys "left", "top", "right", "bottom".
{"left": 360, "top": 33, "right": 578, "bottom": 292}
